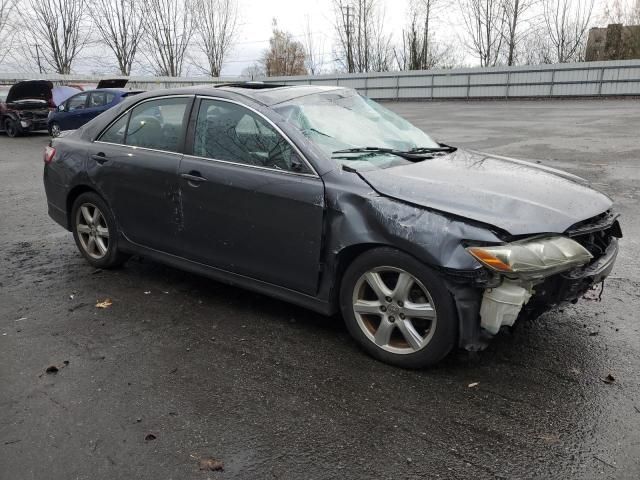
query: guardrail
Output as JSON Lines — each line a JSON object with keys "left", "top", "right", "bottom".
{"left": 263, "top": 60, "right": 640, "bottom": 99}
{"left": 2, "top": 59, "right": 639, "bottom": 100}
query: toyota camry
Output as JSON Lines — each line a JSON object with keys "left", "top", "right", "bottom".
{"left": 43, "top": 84, "right": 621, "bottom": 368}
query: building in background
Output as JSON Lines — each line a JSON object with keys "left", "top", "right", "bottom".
{"left": 586, "top": 24, "right": 640, "bottom": 61}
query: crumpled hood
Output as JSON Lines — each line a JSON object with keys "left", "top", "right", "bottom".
{"left": 358, "top": 149, "right": 612, "bottom": 235}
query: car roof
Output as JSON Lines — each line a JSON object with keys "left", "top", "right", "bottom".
{"left": 125, "top": 84, "right": 349, "bottom": 107}
{"left": 87, "top": 88, "right": 133, "bottom": 94}
{"left": 216, "top": 84, "right": 346, "bottom": 106}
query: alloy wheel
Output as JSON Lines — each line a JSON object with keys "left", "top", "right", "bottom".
{"left": 352, "top": 267, "right": 437, "bottom": 354}
{"left": 75, "top": 203, "right": 110, "bottom": 259}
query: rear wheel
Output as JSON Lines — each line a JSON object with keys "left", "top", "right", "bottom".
{"left": 4, "top": 118, "right": 20, "bottom": 137}
{"left": 71, "top": 192, "right": 129, "bottom": 268}
{"left": 340, "top": 247, "right": 458, "bottom": 368}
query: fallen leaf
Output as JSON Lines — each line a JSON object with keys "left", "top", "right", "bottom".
{"left": 537, "top": 433, "right": 560, "bottom": 443}
{"left": 95, "top": 299, "right": 113, "bottom": 309}
{"left": 45, "top": 365, "right": 59, "bottom": 374}
{"left": 468, "top": 382, "right": 479, "bottom": 388}
{"left": 199, "top": 457, "right": 224, "bottom": 471}
{"left": 602, "top": 374, "right": 615, "bottom": 384}
{"left": 145, "top": 434, "right": 156, "bottom": 441}
{"left": 15, "top": 317, "right": 27, "bottom": 322}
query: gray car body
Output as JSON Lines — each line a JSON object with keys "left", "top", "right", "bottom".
{"left": 43, "top": 85, "right": 615, "bottom": 349}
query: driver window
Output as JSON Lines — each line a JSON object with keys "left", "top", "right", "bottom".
{"left": 67, "top": 93, "right": 88, "bottom": 111}
{"left": 193, "top": 99, "right": 307, "bottom": 173}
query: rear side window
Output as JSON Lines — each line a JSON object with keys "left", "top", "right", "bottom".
{"left": 98, "top": 97, "right": 190, "bottom": 153}
{"left": 89, "top": 92, "right": 115, "bottom": 108}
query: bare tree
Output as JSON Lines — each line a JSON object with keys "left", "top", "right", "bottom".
{"left": 0, "top": 0, "right": 16, "bottom": 63}
{"left": 303, "top": 15, "right": 325, "bottom": 75}
{"left": 602, "top": 0, "right": 640, "bottom": 24}
{"left": 261, "top": 20, "right": 307, "bottom": 77}
{"left": 459, "top": 0, "right": 508, "bottom": 67}
{"left": 240, "top": 62, "right": 265, "bottom": 80}
{"left": 520, "top": 24, "right": 555, "bottom": 64}
{"left": 139, "top": 0, "right": 194, "bottom": 76}
{"left": 87, "top": 0, "right": 143, "bottom": 75}
{"left": 502, "top": 0, "right": 537, "bottom": 66}
{"left": 193, "top": 0, "right": 238, "bottom": 77}
{"left": 20, "top": 0, "right": 88, "bottom": 74}
{"left": 333, "top": 0, "right": 392, "bottom": 73}
{"left": 398, "top": 0, "right": 451, "bottom": 70}
{"left": 542, "top": 0, "right": 594, "bottom": 63}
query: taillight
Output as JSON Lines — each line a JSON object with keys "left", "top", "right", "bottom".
{"left": 44, "top": 145, "right": 56, "bottom": 164}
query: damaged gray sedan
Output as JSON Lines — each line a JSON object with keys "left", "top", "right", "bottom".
{"left": 43, "top": 84, "right": 621, "bottom": 368}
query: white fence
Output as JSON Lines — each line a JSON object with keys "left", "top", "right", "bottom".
{"left": 2, "top": 60, "right": 640, "bottom": 100}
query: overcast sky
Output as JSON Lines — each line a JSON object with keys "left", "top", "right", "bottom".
{"left": 1, "top": 0, "right": 618, "bottom": 77}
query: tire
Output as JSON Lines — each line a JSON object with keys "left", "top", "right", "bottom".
{"left": 49, "top": 122, "right": 61, "bottom": 137}
{"left": 4, "top": 118, "right": 20, "bottom": 137}
{"left": 339, "top": 247, "right": 458, "bottom": 368}
{"left": 71, "top": 192, "right": 129, "bottom": 269}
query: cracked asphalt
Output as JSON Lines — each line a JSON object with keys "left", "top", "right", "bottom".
{"left": 1, "top": 99, "right": 639, "bottom": 479}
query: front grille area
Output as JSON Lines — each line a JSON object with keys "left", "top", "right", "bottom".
{"left": 566, "top": 210, "right": 622, "bottom": 261}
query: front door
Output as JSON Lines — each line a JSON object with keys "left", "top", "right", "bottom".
{"left": 87, "top": 96, "right": 193, "bottom": 254}
{"left": 177, "top": 97, "right": 325, "bottom": 295}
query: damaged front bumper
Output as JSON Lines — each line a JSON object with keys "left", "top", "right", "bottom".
{"left": 480, "top": 237, "right": 618, "bottom": 336}
{"left": 448, "top": 237, "right": 619, "bottom": 351}
{"left": 19, "top": 118, "right": 49, "bottom": 132}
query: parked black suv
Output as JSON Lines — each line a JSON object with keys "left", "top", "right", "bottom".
{"left": 1, "top": 80, "right": 55, "bottom": 137}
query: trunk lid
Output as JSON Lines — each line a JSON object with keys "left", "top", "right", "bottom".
{"left": 96, "top": 79, "right": 129, "bottom": 89}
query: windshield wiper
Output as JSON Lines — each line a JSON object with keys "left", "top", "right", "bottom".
{"left": 332, "top": 147, "right": 432, "bottom": 161}
{"left": 407, "top": 143, "right": 457, "bottom": 154}
{"left": 302, "top": 127, "right": 333, "bottom": 138}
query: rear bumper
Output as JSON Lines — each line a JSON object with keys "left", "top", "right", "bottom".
{"left": 47, "top": 201, "right": 69, "bottom": 231}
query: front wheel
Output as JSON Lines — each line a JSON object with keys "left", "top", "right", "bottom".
{"left": 4, "top": 118, "right": 20, "bottom": 137}
{"left": 340, "top": 247, "right": 458, "bottom": 368}
{"left": 71, "top": 192, "right": 129, "bottom": 268}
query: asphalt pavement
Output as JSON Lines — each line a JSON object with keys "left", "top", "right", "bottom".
{"left": 1, "top": 99, "right": 639, "bottom": 479}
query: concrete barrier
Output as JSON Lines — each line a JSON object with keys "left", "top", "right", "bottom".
{"left": 2, "top": 60, "right": 639, "bottom": 100}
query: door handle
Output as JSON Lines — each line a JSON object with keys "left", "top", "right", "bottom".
{"left": 180, "top": 171, "right": 207, "bottom": 183}
{"left": 91, "top": 153, "right": 108, "bottom": 164}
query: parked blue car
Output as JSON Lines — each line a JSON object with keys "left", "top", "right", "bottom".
{"left": 48, "top": 88, "right": 142, "bottom": 136}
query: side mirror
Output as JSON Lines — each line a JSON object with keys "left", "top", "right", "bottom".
{"left": 57, "top": 104, "right": 65, "bottom": 112}
{"left": 290, "top": 152, "right": 305, "bottom": 173}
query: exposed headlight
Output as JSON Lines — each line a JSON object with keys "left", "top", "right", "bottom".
{"left": 466, "top": 236, "right": 593, "bottom": 278}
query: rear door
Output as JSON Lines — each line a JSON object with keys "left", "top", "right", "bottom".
{"left": 177, "top": 97, "right": 325, "bottom": 295}
{"left": 88, "top": 95, "right": 193, "bottom": 254}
